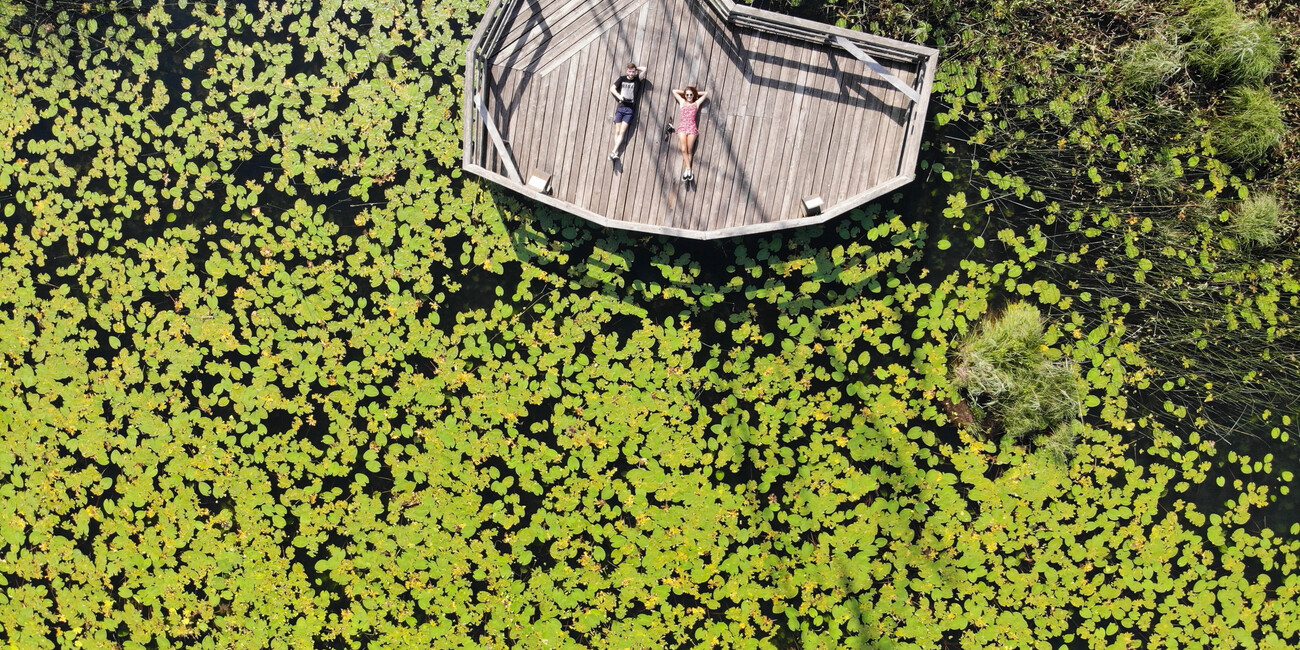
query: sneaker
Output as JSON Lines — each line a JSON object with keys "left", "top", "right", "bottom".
{"left": 684, "top": 170, "right": 694, "bottom": 181}
{"left": 609, "top": 151, "right": 619, "bottom": 161}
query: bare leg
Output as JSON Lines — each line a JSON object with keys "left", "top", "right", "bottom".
{"left": 613, "top": 122, "right": 628, "bottom": 153}
{"left": 677, "top": 132, "right": 690, "bottom": 172}
{"left": 684, "top": 133, "right": 697, "bottom": 172}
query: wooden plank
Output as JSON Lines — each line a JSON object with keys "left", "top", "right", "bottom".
{"left": 515, "top": 71, "right": 546, "bottom": 181}
{"left": 586, "top": 24, "right": 636, "bottom": 212}
{"left": 776, "top": 51, "right": 821, "bottom": 219}
{"left": 550, "top": 52, "right": 585, "bottom": 200}
{"left": 754, "top": 33, "right": 802, "bottom": 223}
{"left": 879, "top": 78, "right": 914, "bottom": 185}
{"left": 566, "top": 44, "right": 601, "bottom": 204}
{"left": 468, "top": 0, "right": 509, "bottom": 58}
{"left": 582, "top": 31, "right": 616, "bottom": 214}
{"left": 773, "top": 42, "right": 816, "bottom": 220}
{"left": 646, "top": 0, "right": 683, "bottom": 226}
{"left": 704, "top": 114, "right": 737, "bottom": 231}
{"left": 551, "top": 54, "right": 584, "bottom": 194}
{"left": 751, "top": 35, "right": 804, "bottom": 222}
{"left": 679, "top": 9, "right": 721, "bottom": 229}
{"left": 531, "top": 0, "right": 649, "bottom": 74}
{"left": 604, "top": 0, "right": 651, "bottom": 220}
{"left": 730, "top": 31, "right": 781, "bottom": 228}
{"left": 620, "top": 0, "right": 659, "bottom": 225}
{"left": 731, "top": 115, "right": 765, "bottom": 230}
{"left": 475, "top": 94, "right": 521, "bottom": 183}
{"left": 809, "top": 68, "right": 855, "bottom": 206}
{"left": 828, "top": 55, "right": 875, "bottom": 205}
{"left": 486, "top": 66, "right": 510, "bottom": 174}
{"left": 521, "top": 69, "right": 548, "bottom": 179}
{"left": 495, "top": 0, "right": 625, "bottom": 71}
{"left": 467, "top": 161, "right": 914, "bottom": 239}
{"left": 802, "top": 56, "right": 845, "bottom": 205}
{"left": 702, "top": 34, "right": 747, "bottom": 232}
{"left": 859, "top": 58, "right": 908, "bottom": 186}
{"left": 816, "top": 65, "right": 857, "bottom": 205}
{"left": 573, "top": 33, "right": 612, "bottom": 212}
{"left": 785, "top": 42, "right": 839, "bottom": 220}
{"left": 699, "top": 64, "right": 738, "bottom": 230}
{"left": 497, "top": 0, "right": 569, "bottom": 44}
{"left": 651, "top": 0, "right": 691, "bottom": 228}
{"left": 523, "top": 71, "right": 555, "bottom": 188}
{"left": 820, "top": 52, "right": 856, "bottom": 205}
{"left": 713, "top": 112, "right": 751, "bottom": 232}
{"left": 494, "top": 0, "right": 588, "bottom": 61}
{"left": 615, "top": 0, "right": 661, "bottom": 225}
{"left": 869, "top": 62, "right": 911, "bottom": 185}
{"left": 536, "top": 68, "right": 567, "bottom": 189}
{"left": 708, "top": 27, "right": 765, "bottom": 231}
{"left": 573, "top": 43, "right": 606, "bottom": 208}
{"left": 814, "top": 173, "right": 913, "bottom": 226}
{"left": 691, "top": 0, "right": 747, "bottom": 74}
{"left": 478, "top": 68, "right": 497, "bottom": 173}
{"left": 841, "top": 60, "right": 890, "bottom": 202}
{"left": 463, "top": 0, "right": 498, "bottom": 172}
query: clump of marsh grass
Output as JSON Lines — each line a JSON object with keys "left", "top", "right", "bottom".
{"left": 1136, "top": 155, "right": 1184, "bottom": 201}
{"left": 953, "top": 303, "right": 1085, "bottom": 441}
{"left": 1212, "top": 86, "right": 1285, "bottom": 160}
{"left": 1182, "top": 0, "right": 1281, "bottom": 83}
{"left": 1231, "top": 193, "right": 1286, "bottom": 248}
{"left": 1034, "top": 420, "right": 1084, "bottom": 466}
{"left": 1115, "top": 37, "right": 1186, "bottom": 95}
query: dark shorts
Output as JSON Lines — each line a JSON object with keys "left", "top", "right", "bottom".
{"left": 613, "top": 105, "right": 635, "bottom": 124}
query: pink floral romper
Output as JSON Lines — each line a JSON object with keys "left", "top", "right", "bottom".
{"left": 679, "top": 102, "right": 699, "bottom": 135}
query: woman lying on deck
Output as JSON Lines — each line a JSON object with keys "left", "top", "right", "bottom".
{"left": 671, "top": 86, "right": 707, "bottom": 182}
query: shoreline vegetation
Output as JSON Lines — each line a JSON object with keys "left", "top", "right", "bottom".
{"left": 0, "top": 0, "right": 1297, "bottom": 646}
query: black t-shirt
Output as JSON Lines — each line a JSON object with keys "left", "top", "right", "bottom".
{"left": 613, "top": 75, "right": 645, "bottom": 106}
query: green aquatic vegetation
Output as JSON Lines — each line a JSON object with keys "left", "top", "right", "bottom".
{"left": 0, "top": 0, "right": 1298, "bottom": 647}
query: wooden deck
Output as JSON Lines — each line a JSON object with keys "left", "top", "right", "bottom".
{"left": 464, "top": 0, "right": 938, "bottom": 239}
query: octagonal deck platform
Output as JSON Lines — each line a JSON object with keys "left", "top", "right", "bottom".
{"left": 463, "top": 0, "right": 938, "bottom": 239}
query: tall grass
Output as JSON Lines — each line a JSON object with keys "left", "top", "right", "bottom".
{"left": 953, "top": 303, "right": 1085, "bottom": 441}
{"left": 1212, "top": 86, "right": 1286, "bottom": 160}
{"left": 1232, "top": 193, "right": 1285, "bottom": 248}
{"left": 1116, "top": 37, "right": 1186, "bottom": 94}
{"left": 1183, "top": 0, "right": 1281, "bottom": 83}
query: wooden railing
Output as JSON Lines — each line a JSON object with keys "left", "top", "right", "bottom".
{"left": 464, "top": 0, "right": 525, "bottom": 169}
{"left": 727, "top": 3, "right": 927, "bottom": 64}
{"left": 698, "top": 0, "right": 730, "bottom": 23}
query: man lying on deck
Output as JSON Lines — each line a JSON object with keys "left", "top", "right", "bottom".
{"left": 608, "top": 63, "right": 647, "bottom": 161}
